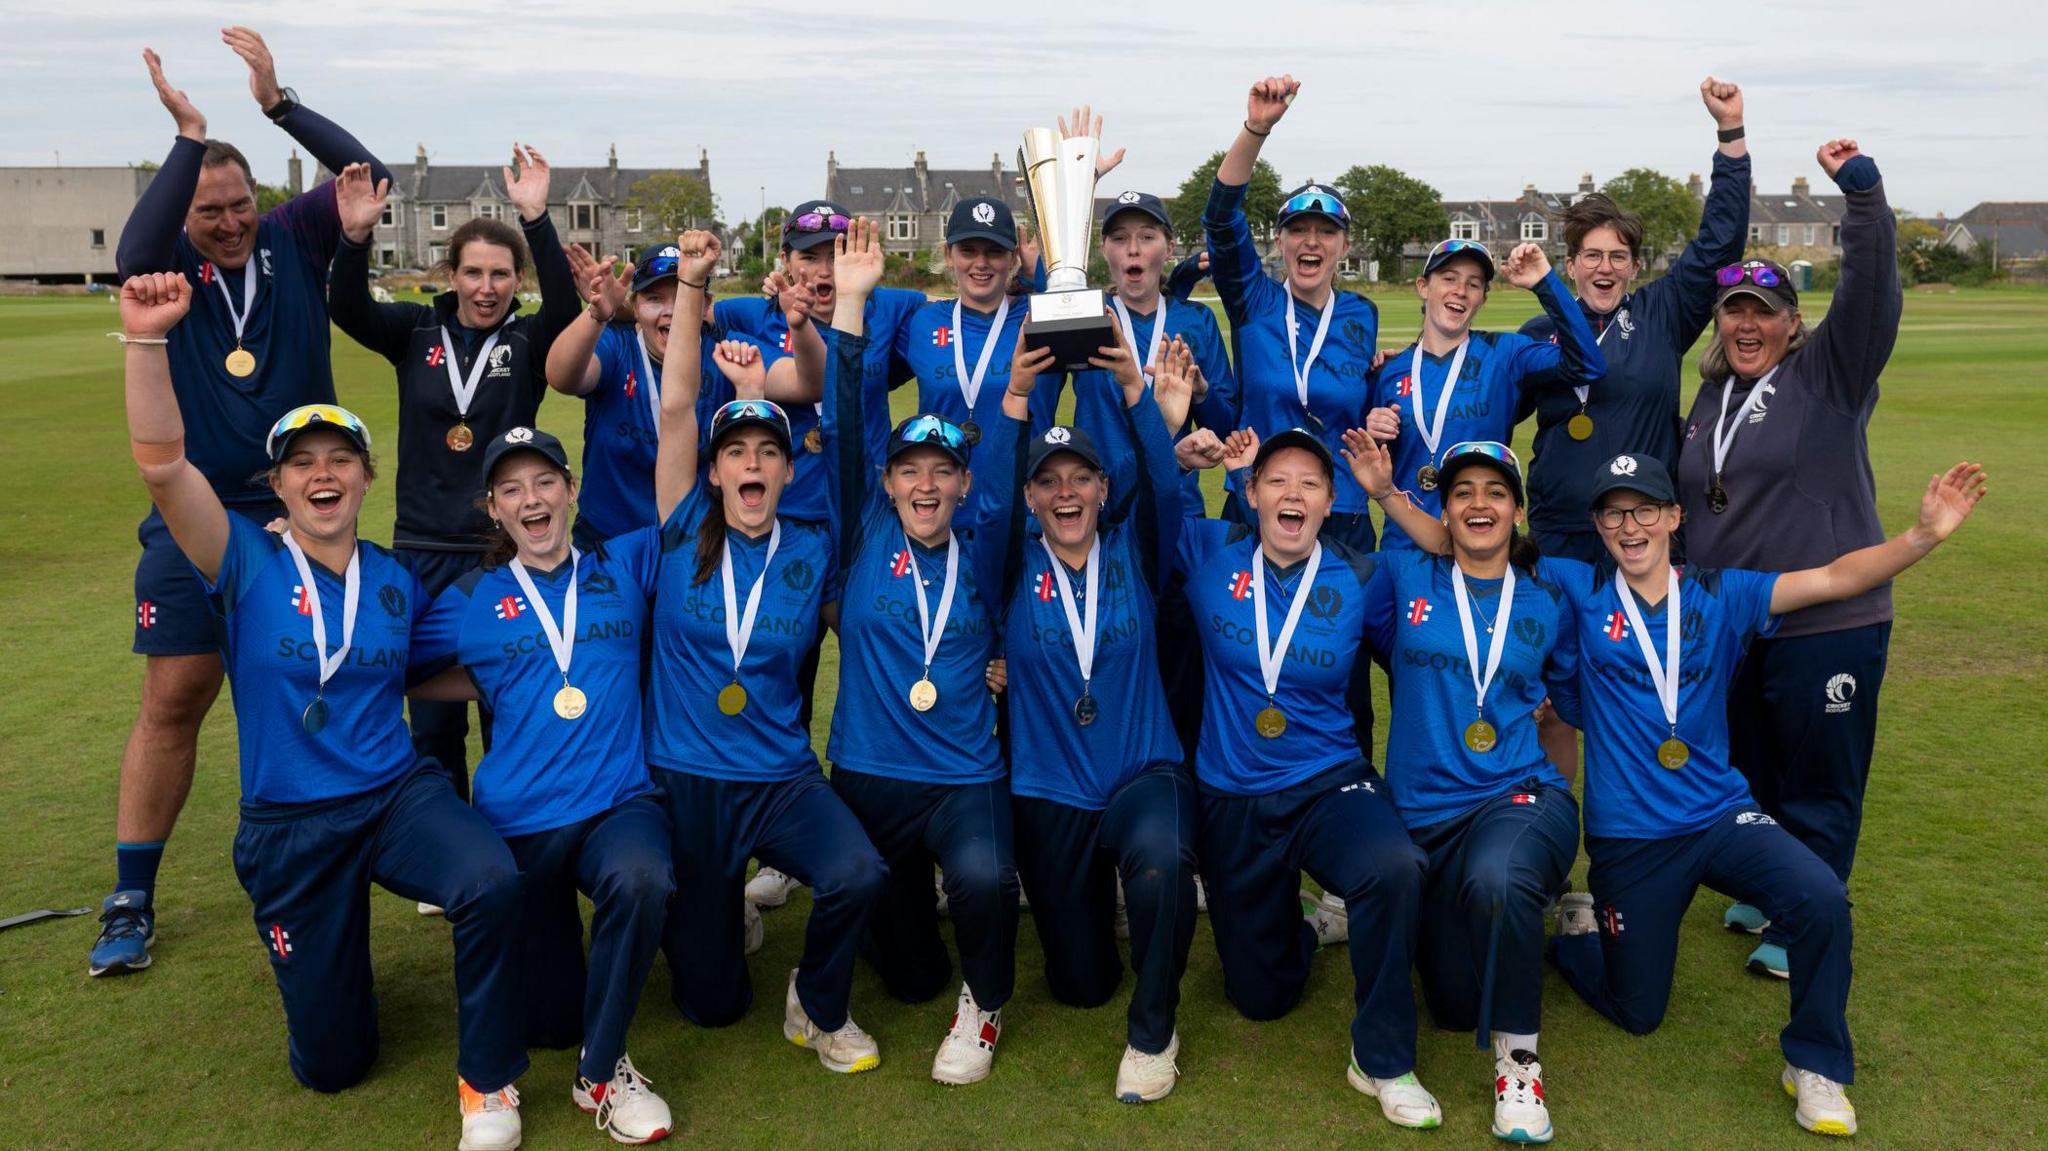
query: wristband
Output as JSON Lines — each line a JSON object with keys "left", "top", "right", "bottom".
{"left": 678, "top": 277, "right": 708, "bottom": 290}
{"left": 1243, "top": 120, "right": 1270, "bottom": 138}
{"left": 109, "top": 332, "right": 170, "bottom": 346}
{"left": 1717, "top": 125, "right": 1745, "bottom": 143}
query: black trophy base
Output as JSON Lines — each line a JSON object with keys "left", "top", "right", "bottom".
{"left": 1023, "top": 289, "right": 1116, "bottom": 372}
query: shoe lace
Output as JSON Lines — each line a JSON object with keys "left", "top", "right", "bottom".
{"left": 1127, "top": 1045, "right": 1178, "bottom": 1077}
{"left": 1497, "top": 1056, "right": 1543, "bottom": 1105}
{"left": 97, "top": 903, "right": 149, "bottom": 942}
{"left": 611, "top": 1056, "right": 653, "bottom": 1098}
{"left": 1793, "top": 1068, "right": 1847, "bottom": 1107}
{"left": 465, "top": 1082, "right": 519, "bottom": 1114}
{"left": 830, "top": 1016, "right": 874, "bottom": 1045}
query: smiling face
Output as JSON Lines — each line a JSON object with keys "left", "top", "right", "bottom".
{"left": 1593, "top": 490, "right": 1681, "bottom": 580}
{"left": 707, "top": 427, "right": 792, "bottom": 537}
{"left": 947, "top": 238, "right": 1016, "bottom": 311}
{"left": 1569, "top": 223, "right": 1637, "bottom": 313}
{"left": 1440, "top": 466, "right": 1521, "bottom": 559}
{"left": 487, "top": 454, "right": 576, "bottom": 564}
{"left": 1278, "top": 217, "right": 1348, "bottom": 298}
{"left": 1027, "top": 454, "right": 1106, "bottom": 555}
{"left": 1246, "top": 447, "right": 1332, "bottom": 564}
{"left": 187, "top": 162, "right": 261, "bottom": 270}
{"left": 1101, "top": 216, "right": 1171, "bottom": 302}
{"left": 633, "top": 280, "right": 678, "bottom": 357}
{"left": 1715, "top": 295, "right": 1800, "bottom": 379}
{"left": 269, "top": 428, "right": 370, "bottom": 541}
{"left": 783, "top": 243, "right": 837, "bottom": 317}
{"left": 1416, "top": 255, "right": 1491, "bottom": 340}
{"left": 885, "top": 445, "right": 970, "bottom": 546}
{"left": 453, "top": 240, "right": 520, "bottom": 330}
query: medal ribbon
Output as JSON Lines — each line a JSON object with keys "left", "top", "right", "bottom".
{"left": 1111, "top": 296, "right": 1166, "bottom": 388}
{"left": 636, "top": 330, "right": 664, "bottom": 439}
{"left": 1710, "top": 364, "right": 1781, "bottom": 481}
{"left": 1615, "top": 566, "right": 1681, "bottom": 734}
{"left": 1409, "top": 336, "right": 1470, "bottom": 460}
{"left": 213, "top": 260, "right": 258, "bottom": 346}
{"left": 1450, "top": 562, "right": 1516, "bottom": 721}
{"left": 281, "top": 532, "right": 361, "bottom": 696}
{"left": 952, "top": 296, "right": 1011, "bottom": 417}
{"left": 509, "top": 549, "right": 582, "bottom": 686}
{"left": 1284, "top": 290, "right": 1335, "bottom": 415}
{"left": 719, "top": 523, "right": 782, "bottom": 681}
{"left": 1251, "top": 542, "right": 1324, "bottom": 700}
{"left": 904, "top": 533, "right": 961, "bottom": 674}
{"left": 1039, "top": 536, "right": 1101, "bottom": 689}
{"left": 438, "top": 325, "right": 504, "bottom": 420}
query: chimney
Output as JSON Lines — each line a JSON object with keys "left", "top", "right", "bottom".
{"left": 1578, "top": 172, "right": 1594, "bottom": 195}
{"left": 993, "top": 151, "right": 1005, "bottom": 199}
{"left": 1687, "top": 172, "right": 1703, "bottom": 201}
{"left": 414, "top": 143, "right": 428, "bottom": 191}
{"left": 915, "top": 150, "right": 930, "bottom": 208}
{"left": 826, "top": 150, "right": 839, "bottom": 196}
{"left": 1792, "top": 176, "right": 1810, "bottom": 198}
{"left": 287, "top": 148, "right": 303, "bottom": 195}
{"left": 698, "top": 146, "right": 709, "bottom": 185}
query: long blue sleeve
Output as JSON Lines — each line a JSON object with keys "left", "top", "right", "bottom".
{"left": 1808, "top": 162, "right": 1900, "bottom": 409}
{"left": 1650, "top": 149, "right": 1751, "bottom": 348}
{"left": 1202, "top": 179, "right": 1271, "bottom": 324}
{"left": 1164, "top": 252, "right": 1208, "bottom": 301}
{"left": 117, "top": 137, "right": 205, "bottom": 277}
{"left": 1509, "top": 270, "right": 1607, "bottom": 392}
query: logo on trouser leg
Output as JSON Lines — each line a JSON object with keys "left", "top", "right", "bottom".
{"left": 1600, "top": 906, "right": 1625, "bottom": 938}
{"left": 267, "top": 924, "right": 293, "bottom": 962}
{"left": 1824, "top": 673, "right": 1857, "bottom": 714}
{"left": 137, "top": 601, "right": 157, "bottom": 629}
{"left": 1736, "top": 811, "right": 1778, "bottom": 827}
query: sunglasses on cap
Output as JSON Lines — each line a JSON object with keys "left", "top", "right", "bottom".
{"left": 266, "top": 404, "right": 371, "bottom": 462}
{"left": 711, "top": 398, "right": 789, "bottom": 426}
{"left": 787, "top": 212, "right": 852, "bottom": 235}
{"left": 1716, "top": 261, "right": 1784, "bottom": 288}
{"left": 1429, "top": 238, "right": 1493, "bottom": 262}
{"left": 1440, "top": 440, "right": 1522, "bottom": 474}
{"left": 1279, "top": 189, "right": 1351, "bottom": 228}
{"left": 637, "top": 251, "right": 680, "bottom": 278}
{"left": 895, "top": 414, "right": 969, "bottom": 451}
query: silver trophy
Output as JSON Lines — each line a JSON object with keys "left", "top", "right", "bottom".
{"left": 1018, "top": 126, "right": 1115, "bottom": 371}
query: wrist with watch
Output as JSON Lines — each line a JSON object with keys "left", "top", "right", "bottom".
{"left": 264, "top": 86, "right": 299, "bottom": 121}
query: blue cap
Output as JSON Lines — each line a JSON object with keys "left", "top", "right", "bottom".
{"left": 946, "top": 197, "right": 1017, "bottom": 249}
{"left": 1275, "top": 182, "right": 1351, "bottom": 231}
{"left": 482, "top": 426, "right": 571, "bottom": 487}
{"left": 1421, "top": 238, "right": 1495, "bottom": 282}
{"left": 1026, "top": 425, "right": 1104, "bottom": 477}
{"left": 1437, "top": 440, "right": 1525, "bottom": 505}
{"left": 630, "top": 244, "right": 682, "bottom": 293}
{"left": 1587, "top": 452, "right": 1676, "bottom": 508}
{"left": 708, "top": 399, "right": 793, "bottom": 456}
{"left": 887, "top": 413, "right": 973, "bottom": 466}
{"left": 782, "top": 200, "right": 852, "bottom": 253}
{"left": 1251, "top": 427, "right": 1335, "bottom": 479}
{"left": 1101, "top": 190, "right": 1172, "bottom": 234}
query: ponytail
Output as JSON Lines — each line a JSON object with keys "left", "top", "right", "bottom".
{"left": 691, "top": 496, "right": 729, "bottom": 586}
{"left": 1508, "top": 530, "right": 1543, "bottom": 572}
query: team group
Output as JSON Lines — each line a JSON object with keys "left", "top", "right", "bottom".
{"left": 98, "top": 28, "right": 1988, "bottom": 1150}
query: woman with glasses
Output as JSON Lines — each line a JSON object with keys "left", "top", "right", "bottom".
{"left": 641, "top": 231, "right": 888, "bottom": 1077}
{"left": 1517, "top": 77, "right": 1750, "bottom": 564}
{"left": 1363, "top": 239, "right": 1605, "bottom": 552}
{"left": 1546, "top": 451, "right": 1982, "bottom": 1139}
{"left": 116, "top": 272, "right": 529, "bottom": 1149}
{"left": 1673, "top": 139, "right": 1903, "bottom": 980}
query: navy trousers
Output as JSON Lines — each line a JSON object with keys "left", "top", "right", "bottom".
{"left": 1411, "top": 782, "right": 1579, "bottom": 1043}
{"left": 831, "top": 768, "right": 1020, "bottom": 1011}
{"left": 1553, "top": 806, "right": 1855, "bottom": 1083}
{"left": 230, "top": 763, "right": 526, "bottom": 1094}
{"left": 1727, "top": 621, "right": 1889, "bottom": 949}
{"left": 505, "top": 794, "right": 673, "bottom": 1084}
{"left": 1196, "top": 761, "right": 1424, "bottom": 1078}
{"left": 654, "top": 768, "right": 883, "bottom": 1032}
{"left": 397, "top": 547, "right": 493, "bottom": 799}
{"left": 1013, "top": 765, "right": 1198, "bottom": 1054}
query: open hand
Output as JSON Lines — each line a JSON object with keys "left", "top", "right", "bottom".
{"left": 1340, "top": 427, "right": 1397, "bottom": 499}
{"left": 143, "top": 49, "right": 206, "bottom": 141}
{"left": 1149, "top": 336, "right": 1196, "bottom": 430}
{"left": 334, "top": 163, "right": 389, "bottom": 244}
{"left": 1058, "top": 104, "right": 1125, "bottom": 179}
{"left": 1014, "top": 223, "right": 1042, "bottom": 292}
{"left": 221, "top": 26, "right": 283, "bottom": 110}
{"left": 833, "top": 217, "right": 887, "bottom": 297}
{"left": 503, "top": 143, "right": 551, "bottom": 223}
{"left": 567, "top": 245, "right": 627, "bottom": 322}
{"left": 1915, "top": 462, "right": 1987, "bottom": 543}
{"left": 121, "top": 272, "right": 194, "bottom": 338}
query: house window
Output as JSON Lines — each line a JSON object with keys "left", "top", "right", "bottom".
{"left": 90, "top": 228, "right": 106, "bottom": 249}
{"left": 427, "top": 244, "right": 446, "bottom": 266}
{"left": 380, "top": 201, "right": 398, "bottom": 227}
{"left": 473, "top": 202, "right": 499, "bottom": 221}
{"left": 1776, "top": 224, "right": 1790, "bottom": 245}
{"left": 625, "top": 208, "right": 643, "bottom": 233}
{"left": 376, "top": 246, "right": 397, "bottom": 268}
{"left": 1521, "top": 218, "right": 1548, "bottom": 242}
{"left": 849, "top": 184, "right": 864, "bottom": 196}
{"left": 1803, "top": 224, "right": 1817, "bottom": 246}
{"left": 1830, "top": 225, "right": 1841, "bottom": 247}
{"left": 430, "top": 204, "right": 448, "bottom": 230}
{"left": 572, "top": 203, "right": 596, "bottom": 230}
{"left": 1748, "top": 224, "right": 1766, "bottom": 243}
{"left": 1450, "top": 220, "right": 1478, "bottom": 241}
{"left": 888, "top": 214, "right": 918, "bottom": 242}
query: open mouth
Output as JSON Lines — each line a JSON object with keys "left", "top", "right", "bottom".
{"left": 1121, "top": 262, "right": 1147, "bottom": 285}
{"left": 1734, "top": 337, "right": 1763, "bottom": 356}
{"left": 1051, "top": 502, "right": 1083, "bottom": 528}
{"left": 737, "top": 481, "right": 767, "bottom": 510}
{"left": 1462, "top": 511, "right": 1499, "bottom": 536}
{"left": 1443, "top": 299, "right": 1470, "bottom": 319}
{"left": 1617, "top": 534, "right": 1649, "bottom": 561}
{"left": 812, "top": 282, "right": 835, "bottom": 306}
{"left": 518, "top": 510, "right": 552, "bottom": 541}
{"left": 1294, "top": 254, "right": 1324, "bottom": 277}
{"left": 1274, "top": 507, "right": 1307, "bottom": 537}
{"left": 307, "top": 488, "right": 343, "bottom": 514}
{"left": 1592, "top": 278, "right": 1617, "bottom": 293}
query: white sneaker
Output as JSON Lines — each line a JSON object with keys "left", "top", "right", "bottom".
{"left": 418, "top": 901, "right": 446, "bottom": 917}
{"left": 931, "top": 982, "right": 1001, "bottom": 1085}
{"left": 1318, "top": 888, "right": 1346, "bottom": 916}
{"left": 745, "top": 865, "right": 800, "bottom": 909}
{"left": 572, "top": 1054, "right": 672, "bottom": 1145}
{"left": 1492, "top": 1044, "right": 1553, "bottom": 1143}
{"left": 1303, "top": 889, "right": 1348, "bottom": 947}
{"left": 781, "top": 968, "right": 880, "bottom": 1074}
{"left": 1347, "top": 1059, "right": 1443, "bottom": 1130}
{"left": 743, "top": 899, "right": 764, "bottom": 956}
{"left": 1556, "top": 892, "right": 1596, "bottom": 937}
{"left": 458, "top": 1078, "right": 522, "bottom": 1151}
{"left": 1783, "top": 1065, "right": 1857, "bottom": 1137}
{"left": 1115, "top": 1032, "right": 1180, "bottom": 1103}
{"left": 1194, "top": 873, "right": 1208, "bottom": 914}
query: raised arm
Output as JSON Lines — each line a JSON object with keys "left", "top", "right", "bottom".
{"left": 1805, "top": 140, "right": 1902, "bottom": 407}
{"left": 827, "top": 218, "right": 890, "bottom": 566}
{"left": 1343, "top": 427, "right": 1448, "bottom": 552}
{"left": 503, "top": 144, "right": 580, "bottom": 363}
{"left": 1126, "top": 340, "right": 1192, "bottom": 587}
{"left": 117, "top": 49, "right": 209, "bottom": 277}
{"left": 655, "top": 231, "right": 719, "bottom": 522}
{"left": 1501, "top": 243, "right": 1607, "bottom": 390}
{"left": 1205, "top": 76, "right": 1297, "bottom": 317}
{"left": 1655, "top": 79, "right": 1752, "bottom": 340}
{"left": 992, "top": 339, "right": 1060, "bottom": 600}
{"left": 1164, "top": 251, "right": 1210, "bottom": 302}
{"left": 1769, "top": 463, "right": 1984, "bottom": 614}
{"left": 546, "top": 247, "right": 628, "bottom": 396}
{"left": 122, "top": 274, "right": 230, "bottom": 581}
{"left": 768, "top": 269, "right": 830, "bottom": 405}
{"left": 329, "top": 164, "right": 419, "bottom": 363}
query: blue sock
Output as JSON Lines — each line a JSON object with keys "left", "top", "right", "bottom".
{"left": 116, "top": 842, "right": 166, "bottom": 905}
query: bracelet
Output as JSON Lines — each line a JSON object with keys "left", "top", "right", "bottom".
{"left": 1717, "top": 125, "right": 1745, "bottom": 143}
{"left": 108, "top": 332, "right": 169, "bottom": 346}
{"left": 1243, "top": 120, "right": 1270, "bottom": 138}
{"left": 678, "top": 277, "right": 708, "bottom": 290}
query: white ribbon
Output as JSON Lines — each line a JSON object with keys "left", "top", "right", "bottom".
{"left": 1251, "top": 542, "right": 1324, "bottom": 700}
{"left": 1285, "top": 291, "right": 1335, "bottom": 415}
{"left": 1615, "top": 566, "right": 1681, "bottom": 733}
{"left": 1111, "top": 296, "right": 1166, "bottom": 388}
{"left": 1039, "top": 536, "right": 1101, "bottom": 688}
{"left": 636, "top": 329, "right": 663, "bottom": 439}
{"left": 438, "top": 325, "right": 504, "bottom": 420}
{"left": 952, "top": 296, "right": 1011, "bottom": 417}
{"left": 281, "top": 532, "right": 361, "bottom": 695}
{"left": 904, "top": 533, "right": 960, "bottom": 674}
{"left": 509, "top": 549, "right": 582, "bottom": 685}
{"left": 720, "top": 523, "right": 782, "bottom": 680}
{"left": 213, "top": 260, "right": 258, "bottom": 346}
{"left": 1450, "top": 562, "right": 1516, "bottom": 720}
{"left": 1409, "top": 336, "right": 1470, "bottom": 460}
{"left": 1710, "top": 364, "right": 1782, "bottom": 481}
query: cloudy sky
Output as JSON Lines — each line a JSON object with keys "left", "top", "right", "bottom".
{"left": 4, "top": 0, "right": 2041, "bottom": 220}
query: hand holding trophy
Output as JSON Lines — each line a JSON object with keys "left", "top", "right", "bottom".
{"left": 1018, "top": 113, "right": 1115, "bottom": 370}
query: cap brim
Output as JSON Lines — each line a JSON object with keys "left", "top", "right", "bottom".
{"left": 1253, "top": 429, "right": 1335, "bottom": 475}
{"left": 1029, "top": 444, "right": 1103, "bottom": 476}
{"left": 1439, "top": 455, "right": 1525, "bottom": 503}
{"left": 1715, "top": 284, "right": 1795, "bottom": 310}
{"left": 1424, "top": 251, "right": 1495, "bottom": 282}
{"left": 784, "top": 230, "right": 839, "bottom": 252}
{"left": 1102, "top": 205, "right": 1171, "bottom": 233}
{"left": 631, "top": 270, "right": 677, "bottom": 294}
{"left": 947, "top": 228, "right": 1016, "bottom": 250}
{"left": 712, "top": 417, "right": 793, "bottom": 455}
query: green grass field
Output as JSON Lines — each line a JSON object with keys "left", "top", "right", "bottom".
{"left": 1, "top": 285, "right": 2043, "bottom": 1149}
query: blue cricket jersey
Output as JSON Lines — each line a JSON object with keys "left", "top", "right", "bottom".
{"left": 894, "top": 296, "right": 1064, "bottom": 523}
{"left": 645, "top": 484, "right": 837, "bottom": 783}
{"left": 412, "top": 533, "right": 660, "bottom": 837}
{"left": 1204, "top": 179, "right": 1380, "bottom": 514}
{"left": 204, "top": 517, "right": 423, "bottom": 804}
{"left": 1069, "top": 295, "right": 1236, "bottom": 520}
{"left": 1362, "top": 550, "right": 1574, "bottom": 828}
{"left": 1545, "top": 560, "right": 1778, "bottom": 839}
{"left": 1370, "top": 270, "right": 1605, "bottom": 550}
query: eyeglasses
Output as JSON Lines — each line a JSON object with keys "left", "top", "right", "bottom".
{"left": 1440, "top": 440, "right": 1521, "bottom": 475}
{"left": 1594, "top": 502, "right": 1670, "bottom": 530}
{"left": 710, "top": 399, "right": 789, "bottom": 435}
{"left": 266, "top": 404, "right": 370, "bottom": 461}
{"left": 1574, "top": 249, "right": 1635, "bottom": 269}
{"left": 786, "top": 212, "right": 852, "bottom": 235}
{"left": 1716, "top": 261, "right": 1784, "bottom": 288}
{"left": 1278, "top": 190, "right": 1351, "bottom": 229}
{"left": 896, "top": 414, "right": 968, "bottom": 450}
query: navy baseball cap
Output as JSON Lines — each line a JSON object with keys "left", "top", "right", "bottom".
{"left": 1102, "top": 190, "right": 1172, "bottom": 234}
{"left": 1275, "top": 182, "right": 1351, "bottom": 231}
{"left": 1026, "top": 425, "right": 1104, "bottom": 477}
{"left": 1421, "top": 238, "right": 1496, "bottom": 283}
{"left": 482, "top": 426, "right": 571, "bottom": 487}
{"left": 1714, "top": 259, "right": 1798, "bottom": 312}
{"left": 887, "top": 414, "right": 973, "bottom": 467}
{"left": 631, "top": 244, "right": 682, "bottom": 293}
{"left": 708, "top": 399, "right": 794, "bottom": 456}
{"left": 783, "top": 200, "right": 852, "bottom": 253}
{"left": 266, "top": 404, "right": 372, "bottom": 464}
{"left": 947, "top": 196, "right": 1017, "bottom": 249}
{"left": 1587, "top": 452, "right": 1677, "bottom": 507}
{"left": 1251, "top": 427, "right": 1335, "bottom": 479}
{"left": 1437, "top": 440, "right": 1525, "bottom": 505}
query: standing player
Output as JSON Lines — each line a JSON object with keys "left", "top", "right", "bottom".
{"left": 1517, "top": 77, "right": 1751, "bottom": 563}
{"left": 329, "top": 154, "right": 579, "bottom": 800}
{"left": 1549, "top": 452, "right": 1983, "bottom": 1138}
{"left": 1674, "top": 139, "right": 1902, "bottom": 978}
{"left": 118, "top": 273, "right": 528, "bottom": 1150}
{"left": 94, "top": 29, "right": 395, "bottom": 978}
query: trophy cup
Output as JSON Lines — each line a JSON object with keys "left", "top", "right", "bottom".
{"left": 1018, "top": 126, "right": 1116, "bottom": 371}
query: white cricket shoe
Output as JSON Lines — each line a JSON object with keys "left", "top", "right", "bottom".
{"left": 743, "top": 899, "right": 764, "bottom": 956}
{"left": 745, "top": 866, "right": 800, "bottom": 908}
{"left": 1319, "top": 888, "right": 1346, "bottom": 916}
{"left": 931, "top": 982, "right": 1001, "bottom": 1085}
{"left": 935, "top": 871, "right": 949, "bottom": 918}
{"left": 1492, "top": 1044, "right": 1553, "bottom": 1143}
{"left": 1303, "top": 889, "right": 1348, "bottom": 947}
{"left": 419, "top": 901, "right": 446, "bottom": 917}
{"left": 458, "top": 1078, "right": 522, "bottom": 1151}
{"left": 572, "top": 1054, "right": 672, "bottom": 1145}
{"left": 1556, "top": 892, "right": 1596, "bottom": 937}
{"left": 1115, "top": 1032, "right": 1180, "bottom": 1103}
{"left": 1784, "top": 1065, "right": 1857, "bottom": 1137}
{"left": 781, "top": 969, "right": 880, "bottom": 1074}
{"left": 1194, "top": 873, "right": 1208, "bottom": 913}
{"left": 1347, "top": 1059, "right": 1443, "bottom": 1130}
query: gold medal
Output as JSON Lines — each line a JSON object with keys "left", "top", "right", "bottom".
{"left": 1417, "top": 464, "right": 1439, "bottom": 492}
{"left": 553, "top": 684, "right": 588, "bottom": 720}
{"left": 1464, "top": 719, "right": 1498, "bottom": 753}
{"left": 1567, "top": 412, "right": 1594, "bottom": 441}
{"left": 1657, "top": 736, "right": 1690, "bottom": 770}
{"left": 1255, "top": 705, "right": 1288, "bottom": 739}
{"left": 224, "top": 347, "right": 256, "bottom": 377}
{"left": 718, "top": 682, "right": 748, "bottom": 715}
{"left": 445, "top": 422, "right": 475, "bottom": 452}
{"left": 908, "top": 677, "right": 939, "bottom": 712}
{"left": 803, "top": 427, "right": 824, "bottom": 454}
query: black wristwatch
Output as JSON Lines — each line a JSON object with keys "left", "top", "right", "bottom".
{"left": 264, "top": 87, "right": 299, "bottom": 121}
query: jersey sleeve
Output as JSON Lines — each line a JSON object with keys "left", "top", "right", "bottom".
{"left": 202, "top": 515, "right": 282, "bottom": 611}
{"left": 1539, "top": 559, "right": 1596, "bottom": 728}
{"left": 1202, "top": 179, "right": 1271, "bottom": 324}
{"left": 410, "top": 580, "right": 472, "bottom": 684}
{"left": 1356, "top": 549, "right": 1400, "bottom": 658}
{"left": 603, "top": 525, "right": 665, "bottom": 601}
{"left": 658, "top": 482, "right": 712, "bottom": 553}
{"left": 1185, "top": 302, "right": 1241, "bottom": 435}
{"left": 1648, "top": 149, "right": 1752, "bottom": 349}
{"left": 1173, "top": 517, "right": 1236, "bottom": 580}
{"left": 1719, "top": 567, "right": 1782, "bottom": 645}
{"left": 1507, "top": 271, "right": 1606, "bottom": 392}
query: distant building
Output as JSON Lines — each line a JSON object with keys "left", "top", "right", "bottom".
{"left": 1942, "top": 203, "right": 2048, "bottom": 269}
{"left": 824, "top": 151, "right": 1029, "bottom": 265}
{"left": 0, "top": 166, "right": 156, "bottom": 282}
{"left": 1744, "top": 176, "right": 1846, "bottom": 261}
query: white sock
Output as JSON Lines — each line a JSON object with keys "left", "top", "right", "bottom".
{"left": 1493, "top": 1031, "right": 1539, "bottom": 1058}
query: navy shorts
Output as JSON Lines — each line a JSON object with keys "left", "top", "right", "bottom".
{"left": 133, "top": 501, "right": 283, "bottom": 656}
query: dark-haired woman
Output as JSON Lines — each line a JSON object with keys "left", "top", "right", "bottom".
{"left": 330, "top": 154, "right": 579, "bottom": 797}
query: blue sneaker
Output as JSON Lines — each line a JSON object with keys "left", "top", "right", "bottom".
{"left": 1723, "top": 902, "right": 1770, "bottom": 935}
{"left": 1746, "top": 941, "right": 1790, "bottom": 980}
{"left": 88, "top": 890, "right": 155, "bottom": 977}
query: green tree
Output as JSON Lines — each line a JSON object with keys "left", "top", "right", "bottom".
{"left": 255, "top": 183, "right": 291, "bottom": 213}
{"left": 1169, "top": 152, "right": 1283, "bottom": 244}
{"left": 1599, "top": 169, "right": 1700, "bottom": 268}
{"left": 624, "top": 172, "right": 719, "bottom": 235}
{"left": 1333, "top": 164, "right": 1446, "bottom": 281}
